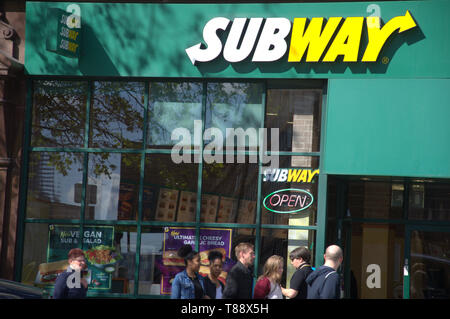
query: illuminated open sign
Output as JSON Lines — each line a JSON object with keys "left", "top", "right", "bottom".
{"left": 263, "top": 188, "right": 313, "bottom": 214}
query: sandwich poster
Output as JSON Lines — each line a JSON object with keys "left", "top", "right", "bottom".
{"left": 37, "top": 225, "right": 115, "bottom": 291}
{"left": 158, "top": 227, "right": 235, "bottom": 295}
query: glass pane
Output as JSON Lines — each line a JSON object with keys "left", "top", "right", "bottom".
{"left": 265, "top": 89, "right": 322, "bottom": 152}
{"left": 139, "top": 226, "right": 242, "bottom": 297}
{"left": 90, "top": 81, "right": 145, "bottom": 148}
{"left": 410, "top": 230, "right": 450, "bottom": 299}
{"left": 22, "top": 223, "right": 136, "bottom": 296}
{"left": 261, "top": 156, "right": 319, "bottom": 226}
{"left": 26, "top": 152, "right": 83, "bottom": 219}
{"left": 348, "top": 223, "right": 404, "bottom": 299}
{"left": 205, "top": 82, "right": 264, "bottom": 150}
{"left": 259, "top": 229, "right": 315, "bottom": 291}
{"left": 147, "top": 82, "right": 202, "bottom": 148}
{"left": 347, "top": 179, "right": 404, "bottom": 219}
{"left": 409, "top": 182, "right": 450, "bottom": 221}
{"left": 86, "top": 153, "right": 141, "bottom": 220}
{"left": 32, "top": 80, "right": 87, "bottom": 147}
{"left": 143, "top": 154, "right": 199, "bottom": 222}
{"left": 201, "top": 157, "right": 258, "bottom": 224}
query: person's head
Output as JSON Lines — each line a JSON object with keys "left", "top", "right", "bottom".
{"left": 235, "top": 242, "right": 255, "bottom": 267}
{"left": 68, "top": 248, "right": 86, "bottom": 271}
{"left": 208, "top": 250, "right": 223, "bottom": 279}
{"left": 178, "top": 244, "right": 200, "bottom": 273}
{"left": 324, "top": 245, "right": 343, "bottom": 270}
{"left": 289, "top": 247, "right": 311, "bottom": 268}
{"left": 260, "top": 255, "right": 284, "bottom": 284}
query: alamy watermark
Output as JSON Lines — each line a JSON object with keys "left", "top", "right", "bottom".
{"left": 170, "top": 120, "right": 280, "bottom": 169}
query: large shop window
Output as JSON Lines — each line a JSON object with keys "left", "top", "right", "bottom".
{"left": 22, "top": 79, "right": 323, "bottom": 297}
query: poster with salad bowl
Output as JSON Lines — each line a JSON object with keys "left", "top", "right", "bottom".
{"left": 39, "top": 224, "right": 116, "bottom": 291}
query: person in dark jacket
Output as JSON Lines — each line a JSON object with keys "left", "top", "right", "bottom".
{"left": 223, "top": 242, "right": 255, "bottom": 299}
{"left": 306, "top": 245, "right": 343, "bottom": 299}
{"left": 281, "top": 246, "right": 313, "bottom": 299}
{"left": 53, "top": 248, "right": 88, "bottom": 299}
{"left": 203, "top": 250, "right": 225, "bottom": 299}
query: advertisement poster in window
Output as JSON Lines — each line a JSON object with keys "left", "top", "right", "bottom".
{"left": 35, "top": 225, "right": 116, "bottom": 291}
{"left": 158, "top": 227, "right": 235, "bottom": 295}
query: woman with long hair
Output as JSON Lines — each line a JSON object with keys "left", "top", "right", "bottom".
{"left": 171, "top": 244, "right": 209, "bottom": 299}
{"left": 253, "top": 255, "right": 284, "bottom": 299}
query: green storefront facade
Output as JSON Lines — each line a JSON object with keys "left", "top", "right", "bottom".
{"left": 17, "top": 0, "right": 450, "bottom": 299}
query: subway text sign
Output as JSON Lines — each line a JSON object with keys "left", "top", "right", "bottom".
{"left": 186, "top": 11, "right": 417, "bottom": 64}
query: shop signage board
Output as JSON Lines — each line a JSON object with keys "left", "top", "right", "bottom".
{"left": 45, "top": 7, "right": 81, "bottom": 58}
{"left": 185, "top": 11, "right": 416, "bottom": 64}
{"left": 158, "top": 227, "right": 234, "bottom": 295}
{"left": 263, "top": 168, "right": 319, "bottom": 183}
{"left": 37, "top": 225, "right": 115, "bottom": 291}
{"left": 263, "top": 188, "right": 314, "bottom": 214}
{"left": 25, "top": 1, "right": 450, "bottom": 78}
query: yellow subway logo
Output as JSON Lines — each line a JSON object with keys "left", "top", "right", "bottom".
{"left": 186, "top": 11, "right": 417, "bottom": 64}
{"left": 263, "top": 169, "right": 319, "bottom": 183}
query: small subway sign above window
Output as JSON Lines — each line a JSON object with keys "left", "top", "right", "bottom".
{"left": 46, "top": 6, "right": 81, "bottom": 58}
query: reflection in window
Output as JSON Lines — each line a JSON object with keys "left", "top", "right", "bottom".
{"left": 26, "top": 152, "right": 83, "bottom": 219}
{"left": 90, "top": 81, "right": 145, "bottom": 148}
{"left": 86, "top": 153, "right": 141, "bottom": 220}
{"left": 201, "top": 157, "right": 258, "bottom": 225}
{"left": 148, "top": 82, "right": 202, "bottom": 148}
{"left": 409, "top": 182, "right": 450, "bottom": 221}
{"left": 266, "top": 89, "right": 322, "bottom": 152}
{"left": 32, "top": 80, "right": 87, "bottom": 147}
{"left": 138, "top": 227, "right": 165, "bottom": 295}
{"left": 206, "top": 83, "right": 264, "bottom": 150}
{"left": 143, "top": 154, "right": 199, "bottom": 222}
{"left": 410, "top": 230, "right": 450, "bottom": 299}
{"left": 346, "top": 179, "right": 404, "bottom": 219}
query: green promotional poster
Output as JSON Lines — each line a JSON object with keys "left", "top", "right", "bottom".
{"left": 43, "top": 225, "right": 116, "bottom": 291}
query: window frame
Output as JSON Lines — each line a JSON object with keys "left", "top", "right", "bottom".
{"left": 16, "top": 77, "right": 327, "bottom": 298}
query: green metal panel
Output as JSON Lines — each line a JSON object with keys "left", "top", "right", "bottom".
{"left": 323, "top": 78, "right": 450, "bottom": 178}
{"left": 25, "top": 1, "right": 450, "bottom": 78}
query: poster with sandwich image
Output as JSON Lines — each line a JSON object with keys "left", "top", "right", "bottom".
{"left": 158, "top": 227, "right": 235, "bottom": 295}
{"left": 36, "top": 225, "right": 116, "bottom": 291}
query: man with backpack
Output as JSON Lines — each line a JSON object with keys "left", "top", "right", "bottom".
{"left": 306, "top": 245, "right": 343, "bottom": 299}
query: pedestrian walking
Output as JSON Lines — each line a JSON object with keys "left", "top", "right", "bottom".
{"left": 203, "top": 250, "right": 225, "bottom": 299}
{"left": 171, "top": 244, "right": 208, "bottom": 299}
{"left": 306, "top": 245, "right": 343, "bottom": 299}
{"left": 281, "top": 247, "right": 313, "bottom": 299}
{"left": 222, "top": 242, "right": 255, "bottom": 299}
{"left": 253, "top": 255, "right": 284, "bottom": 299}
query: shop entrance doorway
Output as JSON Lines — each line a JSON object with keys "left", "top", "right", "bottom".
{"left": 327, "top": 176, "right": 450, "bottom": 299}
{"left": 404, "top": 226, "right": 450, "bottom": 299}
